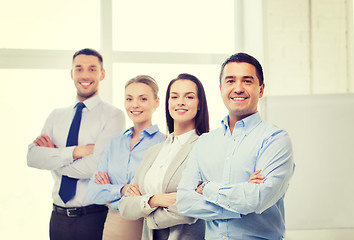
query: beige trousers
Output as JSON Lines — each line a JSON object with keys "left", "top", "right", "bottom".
{"left": 103, "top": 209, "right": 143, "bottom": 240}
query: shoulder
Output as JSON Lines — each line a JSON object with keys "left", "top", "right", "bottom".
{"left": 188, "top": 128, "right": 224, "bottom": 153}
{"left": 253, "top": 121, "right": 292, "bottom": 149}
{"left": 100, "top": 101, "right": 124, "bottom": 116}
{"left": 257, "top": 121, "right": 290, "bottom": 140}
{"left": 196, "top": 127, "right": 224, "bottom": 143}
{"left": 145, "top": 141, "right": 165, "bottom": 155}
{"left": 154, "top": 131, "right": 167, "bottom": 141}
{"left": 46, "top": 105, "right": 72, "bottom": 119}
{"left": 108, "top": 134, "right": 126, "bottom": 145}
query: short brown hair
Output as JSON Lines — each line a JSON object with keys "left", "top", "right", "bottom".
{"left": 72, "top": 48, "right": 103, "bottom": 69}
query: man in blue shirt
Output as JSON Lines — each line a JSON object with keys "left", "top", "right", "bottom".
{"left": 176, "top": 53, "right": 295, "bottom": 240}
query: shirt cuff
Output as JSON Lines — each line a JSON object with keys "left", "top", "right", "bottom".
{"left": 110, "top": 200, "right": 119, "bottom": 211}
{"left": 203, "top": 182, "right": 241, "bottom": 218}
{"left": 202, "top": 181, "right": 221, "bottom": 203}
{"left": 61, "top": 146, "right": 76, "bottom": 165}
{"left": 110, "top": 185, "right": 123, "bottom": 201}
{"left": 140, "top": 194, "right": 157, "bottom": 215}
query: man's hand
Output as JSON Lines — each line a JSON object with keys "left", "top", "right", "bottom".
{"left": 73, "top": 144, "right": 94, "bottom": 159}
{"left": 249, "top": 170, "right": 265, "bottom": 184}
{"left": 33, "top": 134, "right": 55, "bottom": 148}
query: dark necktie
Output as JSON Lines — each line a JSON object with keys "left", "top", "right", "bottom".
{"left": 58, "top": 102, "right": 85, "bottom": 203}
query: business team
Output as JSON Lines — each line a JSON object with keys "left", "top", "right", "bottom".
{"left": 27, "top": 48, "right": 294, "bottom": 240}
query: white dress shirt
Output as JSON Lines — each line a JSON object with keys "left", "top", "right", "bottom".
{"left": 27, "top": 95, "right": 125, "bottom": 207}
{"left": 144, "top": 129, "right": 197, "bottom": 195}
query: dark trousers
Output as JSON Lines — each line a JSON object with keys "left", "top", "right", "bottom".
{"left": 50, "top": 206, "right": 108, "bottom": 240}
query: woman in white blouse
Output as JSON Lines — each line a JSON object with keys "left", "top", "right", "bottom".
{"left": 119, "top": 73, "right": 209, "bottom": 240}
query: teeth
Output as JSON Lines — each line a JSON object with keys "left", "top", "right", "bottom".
{"left": 81, "top": 82, "right": 91, "bottom": 86}
{"left": 131, "top": 111, "right": 142, "bottom": 115}
{"left": 232, "top": 97, "right": 245, "bottom": 100}
{"left": 176, "top": 109, "right": 187, "bottom": 112}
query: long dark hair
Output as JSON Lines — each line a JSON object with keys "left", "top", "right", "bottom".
{"left": 165, "top": 73, "right": 209, "bottom": 136}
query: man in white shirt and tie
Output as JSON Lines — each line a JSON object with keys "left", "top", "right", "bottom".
{"left": 27, "top": 48, "right": 125, "bottom": 240}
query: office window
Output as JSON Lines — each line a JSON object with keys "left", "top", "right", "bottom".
{"left": 113, "top": 0, "right": 235, "bottom": 53}
{"left": 0, "top": 0, "right": 100, "bottom": 49}
{"left": 0, "top": 69, "right": 75, "bottom": 239}
{"left": 0, "top": 1, "right": 238, "bottom": 239}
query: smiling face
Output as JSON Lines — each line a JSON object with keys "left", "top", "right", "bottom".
{"left": 71, "top": 54, "right": 105, "bottom": 102}
{"left": 168, "top": 80, "right": 199, "bottom": 132}
{"left": 220, "top": 62, "right": 264, "bottom": 122}
{"left": 124, "top": 82, "right": 159, "bottom": 128}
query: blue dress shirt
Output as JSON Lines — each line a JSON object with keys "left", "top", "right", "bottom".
{"left": 177, "top": 112, "right": 295, "bottom": 240}
{"left": 86, "top": 125, "right": 165, "bottom": 210}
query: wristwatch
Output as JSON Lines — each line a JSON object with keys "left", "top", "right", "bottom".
{"left": 200, "top": 181, "right": 210, "bottom": 193}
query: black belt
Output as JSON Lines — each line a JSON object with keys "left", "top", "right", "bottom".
{"left": 53, "top": 204, "right": 107, "bottom": 217}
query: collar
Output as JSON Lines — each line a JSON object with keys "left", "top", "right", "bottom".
{"left": 73, "top": 95, "right": 101, "bottom": 111}
{"left": 123, "top": 124, "right": 160, "bottom": 137}
{"left": 167, "top": 129, "right": 197, "bottom": 145}
{"left": 221, "top": 112, "right": 262, "bottom": 135}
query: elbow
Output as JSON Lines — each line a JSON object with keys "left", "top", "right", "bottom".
{"left": 86, "top": 182, "right": 106, "bottom": 205}
{"left": 118, "top": 197, "right": 144, "bottom": 221}
{"left": 176, "top": 205, "right": 193, "bottom": 218}
{"left": 27, "top": 145, "right": 38, "bottom": 168}
{"left": 176, "top": 202, "right": 187, "bottom": 216}
{"left": 118, "top": 199, "right": 134, "bottom": 220}
{"left": 27, "top": 154, "right": 40, "bottom": 169}
{"left": 86, "top": 185, "right": 96, "bottom": 203}
{"left": 26, "top": 146, "right": 49, "bottom": 169}
{"left": 27, "top": 158, "right": 35, "bottom": 168}
{"left": 176, "top": 191, "right": 189, "bottom": 216}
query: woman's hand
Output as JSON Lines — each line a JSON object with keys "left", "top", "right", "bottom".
{"left": 249, "top": 170, "right": 265, "bottom": 184}
{"left": 94, "top": 171, "right": 111, "bottom": 185}
{"left": 124, "top": 184, "right": 141, "bottom": 196}
{"left": 148, "top": 192, "right": 176, "bottom": 208}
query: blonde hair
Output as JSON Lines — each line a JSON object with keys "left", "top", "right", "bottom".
{"left": 125, "top": 75, "right": 159, "bottom": 99}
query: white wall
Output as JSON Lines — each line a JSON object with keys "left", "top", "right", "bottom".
{"left": 262, "top": 0, "right": 354, "bottom": 239}
{"left": 263, "top": 0, "right": 353, "bottom": 96}
{"left": 260, "top": 94, "right": 354, "bottom": 239}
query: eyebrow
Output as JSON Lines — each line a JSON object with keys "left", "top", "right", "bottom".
{"left": 224, "top": 75, "right": 254, "bottom": 80}
{"left": 74, "top": 64, "right": 98, "bottom": 68}
{"left": 170, "top": 91, "right": 197, "bottom": 95}
{"left": 126, "top": 94, "right": 149, "bottom": 97}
